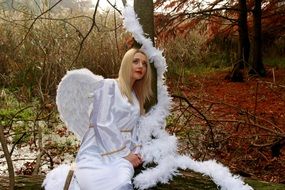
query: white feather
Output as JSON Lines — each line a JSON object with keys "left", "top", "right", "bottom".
{"left": 122, "top": 5, "right": 167, "bottom": 78}
{"left": 56, "top": 68, "right": 103, "bottom": 140}
{"left": 134, "top": 156, "right": 179, "bottom": 190}
{"left": 122, "top": 5, "right": 253, "bottom": 190}
{"left": 175, "top": 156, "right": 254, "bottom": 190}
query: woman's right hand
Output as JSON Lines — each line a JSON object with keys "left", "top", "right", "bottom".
{"left": 124, "top": 153, "right": 142, "bottom": 168}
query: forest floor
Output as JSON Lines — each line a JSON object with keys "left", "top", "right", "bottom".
{"left": 167, "top": 66, "right": 285, "bottom": 184}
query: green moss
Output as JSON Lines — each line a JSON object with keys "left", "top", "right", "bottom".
{"left": 246, "top": 178, "right": 285, "bottom": 190}
{"left": 151, "top": 171, "right": 285, "bottom": 190}
{"left": 0, "top": 89, "right": 40, "bottom": 144}
{"left": 264, "top": 57, "right": 285, "bottom": 68}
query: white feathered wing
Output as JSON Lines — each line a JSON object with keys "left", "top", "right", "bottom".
{"left": 56, "top": 68, "right": 103, "bottom": 141}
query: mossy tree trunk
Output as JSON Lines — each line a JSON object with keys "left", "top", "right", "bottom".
{"left": 133, "top": 0, "right": 157, "bottom": 110}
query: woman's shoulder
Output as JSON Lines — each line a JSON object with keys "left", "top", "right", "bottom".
{"left": 103, "top": 78, "right": 117, "bottom": 84}
{"left": 96, "top": 78, "right": 117, "bottom": 90}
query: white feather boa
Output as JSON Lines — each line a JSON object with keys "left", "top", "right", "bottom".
{"left": 122, "top": 5, "right": 253, "bottom": 190}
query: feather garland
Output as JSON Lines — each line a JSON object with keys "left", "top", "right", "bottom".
{"left": 122, "top": 5, "right": 253, "bottom": 190}
{"left": 133, "top": 156, "right": 179, "bottom": 190}
{"left": 176, "top": 156, "right": 253, "bottom": 190}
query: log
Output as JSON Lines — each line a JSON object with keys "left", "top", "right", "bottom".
{"left": 0, "top": 171, "right": 285, "bottom": 190}
{"left": 0, "top": 175, "right": 44, "bottom": 190}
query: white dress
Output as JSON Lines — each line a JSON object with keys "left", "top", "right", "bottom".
{"left": 68, "top": 79, "right": 142, "bottom": 190}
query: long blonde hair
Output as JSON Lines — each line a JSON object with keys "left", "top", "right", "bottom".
{"left": 117, "top": 48, "right": 152, "bottom": 114}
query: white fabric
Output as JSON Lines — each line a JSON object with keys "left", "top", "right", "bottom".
{"left": 70, "top": 130, "right": 134, "bottom": 190}
{"left": 43, "top": 79, "right": 140, "bottom": 190}
{"left": 85, "top": 79, "right": 138, "bottom": 159}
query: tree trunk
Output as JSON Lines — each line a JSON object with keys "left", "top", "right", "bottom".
{"left": 134, "top": 0, "right": 155, "bottom": 43}
{"left": 230, "top": 0, "right": 250, "bottom": 82}
{"left": 238, "top": 0, "right": 250, "bottom": 66}
{"left": 250, "top": 0, "right": 266, "bottom": 77}
{"left": 0, "top": 126, "right": 15, "bottom": 190}
{"left": 134, "top": 0, "right": 157, "bottom": 110}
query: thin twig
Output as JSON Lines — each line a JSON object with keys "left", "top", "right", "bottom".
{"left": 71, "top": 0, "right": 100, "bottom": 67}
{"left": 172, "top": 94, "right": 217, "bottom": 146}
{"left": 106, "top": 0, "right": 122, "bottom": 15}
{"left": 9, "top": 132, "right": 27, "bottom": 156}
{"left": 43, "top": 150, "right": 54, "bottom": 170}
{"left": 205, "top": 119, "right": 285, "bottom": 137}
{"left": 5, "top": 106, "right": 33, "bottom": 134}
{"left": 253, "top": 81, "right": 259, "bottom": 120}
{"left": 14, "top": 0, "right": 64, "bottom": 50}
{"left": 197, "top": 97, "right": 284, "bottom": 133}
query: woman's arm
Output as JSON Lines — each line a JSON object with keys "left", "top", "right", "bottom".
{"left": 90, "top": 79, "right": 130, "bottom": 158}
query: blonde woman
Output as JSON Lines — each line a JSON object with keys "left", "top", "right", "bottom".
{"left": 66, "top": 48, "right": 152, "bottom": 190}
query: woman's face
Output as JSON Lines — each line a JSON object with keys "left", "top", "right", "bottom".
{"left": 131, "top": 52, "right": 147, "bottom": 83}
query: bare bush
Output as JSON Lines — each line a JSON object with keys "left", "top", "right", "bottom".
{"left": 0, "top": 5, "right": 128, "bottom": 101}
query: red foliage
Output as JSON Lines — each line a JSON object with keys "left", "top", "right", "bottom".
{"left": 16, "top": 161, "right": 36, "bottom": 175}
{"left": 154, "top": 0, "right": 285, "bottom": 45}
{"left": 170, "top": 66, "right": 285, "bottom": 183}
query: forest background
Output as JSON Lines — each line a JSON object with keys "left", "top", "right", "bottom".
{"left": 0, "top": 0, "right": 285, "bottom": 189}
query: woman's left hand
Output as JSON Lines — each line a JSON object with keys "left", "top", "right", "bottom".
{"left": 124, "top": 153, "right": 143, "bottom": 168}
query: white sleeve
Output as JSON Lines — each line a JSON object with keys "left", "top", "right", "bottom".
{"left": 90, "top": 80, "right": 130, "bottom": 158}
{"left": 130, "top": 119, "right": 142, "bottom": 154}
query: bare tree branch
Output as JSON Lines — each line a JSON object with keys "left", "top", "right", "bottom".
{"left": 106, "top": 0, "right": 122, "bottom": 15}
{"left": 14, "top": 0, "right": 64, "bottom": 50}
{"left": 71, "top": 0, "right": 100, "bottom": 67}
{"left": 172, "top": 94, "right": 217, "bottom": 146}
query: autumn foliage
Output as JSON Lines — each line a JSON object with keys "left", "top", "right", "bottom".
{"left": 167, "top": 68, "right": 285, "bottom": 183}
{"left": 154, "top": 0, "right": 285, "bottom": 50}
{"left": 154, "top": 0, "right": 285, "bottom": 184}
